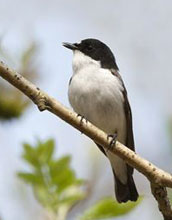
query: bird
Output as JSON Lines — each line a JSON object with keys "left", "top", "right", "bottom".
{"left": 63, "top": 38, "right": 138, "bottom": 203}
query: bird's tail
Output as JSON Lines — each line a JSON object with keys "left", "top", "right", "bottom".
{"left": 113, "top": 169, "right": 138, "bottom": 203}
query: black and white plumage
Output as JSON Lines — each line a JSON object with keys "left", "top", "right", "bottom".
{"left": 63, "top": 38, "right": 138, "bottom": 203}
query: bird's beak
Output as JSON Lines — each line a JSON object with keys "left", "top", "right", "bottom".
{"left": 63, "top": 42, "right": 78, "bottom": 50}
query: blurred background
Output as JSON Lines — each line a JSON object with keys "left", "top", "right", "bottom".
{"left": 0, "top": 0, "right": 172, "bottom": 219}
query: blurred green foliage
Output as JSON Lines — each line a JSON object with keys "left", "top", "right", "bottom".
{"left": 0, "top": 42, "right": 39, "bottom": 120}
{"left": 0, "top": 90, "right": 29, "bottom": 120}
{"left": 80, "top": 197, "right": 143, "bottom": 220}
{"left": 18, "top": 139, "right": 85, "bottom": 220}
{"left": 18, "top": 139, "right": 142, "bottom": 220}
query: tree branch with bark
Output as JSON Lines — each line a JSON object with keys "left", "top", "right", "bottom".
{"left": 0, "top": 60, "right": 172, "bottom": 220}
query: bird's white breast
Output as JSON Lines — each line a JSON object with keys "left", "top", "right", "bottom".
{"left": 68, "top": 50, "right": 128, "bottom": 184}
{"left": 68, "top": 51, "right": 126, "bottom": 143}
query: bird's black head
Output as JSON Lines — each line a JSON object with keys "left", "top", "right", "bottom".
{"left": 63, "top": 38, "right": 119, "bottom": 70}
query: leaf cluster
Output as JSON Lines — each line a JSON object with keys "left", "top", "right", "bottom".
{"left": 18, "top": 139, "right": 85, "bottom": 218}
{"left": 18, "top": 139, "right": 142, "bottom": 219}
{"left": 0, "top": 41, "right": 39, "bottom": 120}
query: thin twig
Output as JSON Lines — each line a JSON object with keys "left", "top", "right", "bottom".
{"left": 0, "top": 60, "right": 172, "bottom": 219}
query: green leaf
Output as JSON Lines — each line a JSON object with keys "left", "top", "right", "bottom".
{"left": 50, "top": 156, "right": 71, "bottom": 170}
{"left": 49, "top": 156, "right": 71, "bottom": 178}
{"left": 52, "top": 168, "right": 76, "bottom": 192}
{"left": 18, "top": 172, "right": 43, "bottom": 184}
{"left": 22, "top": 143, "right": 39, "bottom": 167}
{"left": 22, "top": 139, "right": 55, "bottom": 167}
{"left": 80, "top": 197, "right": 143, "bottom": 220}
{"left": 37, "top": 139, "right": 55, "bottom": 164}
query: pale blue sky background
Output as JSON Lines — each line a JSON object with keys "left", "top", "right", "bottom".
{"left": 0, "top": 0, "right": 172, "bottom": 219}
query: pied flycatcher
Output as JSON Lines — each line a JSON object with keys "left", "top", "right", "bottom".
{"left": 63, "top": 38, "right": 138, "bottom": 203}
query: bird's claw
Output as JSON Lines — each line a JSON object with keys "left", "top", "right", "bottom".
{"left": 107, "top": 133, "right": 117, "bottom": 151}
{"left": 77, "top": 114, "right": 88, "bottom": 125}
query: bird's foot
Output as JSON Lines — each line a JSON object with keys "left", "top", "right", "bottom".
{"left": 107, "top": 133, "right": 117, "bottom": 151}
{"left": 77, "top": 114, "right": 88, "bottom": 125}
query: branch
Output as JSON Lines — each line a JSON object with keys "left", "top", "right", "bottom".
{"left": 151, "top": 183, "right": 172, "bottom": 220}
{"left": 0, "top": 60, "right": 172, "bottom": 219}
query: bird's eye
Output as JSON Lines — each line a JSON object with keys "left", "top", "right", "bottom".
{"left": 87, "top": 45, "right": 93, "bottom": 50}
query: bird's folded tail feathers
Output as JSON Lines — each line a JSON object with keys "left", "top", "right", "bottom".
{"left": 113, "top": 169, "right": 138, "bottom": 203}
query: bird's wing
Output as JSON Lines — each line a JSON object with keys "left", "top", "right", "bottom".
{"left": 96, "top": 69, "right": 135, "bottom": 153}
{"left": 111, "top": 68, "right": 135, "bottom": 151}
{"left": 111, "top": 69, "right": 135, "bottom": 175}
{"left": 122, "top": 85, "right": 135, "bottom": 151}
